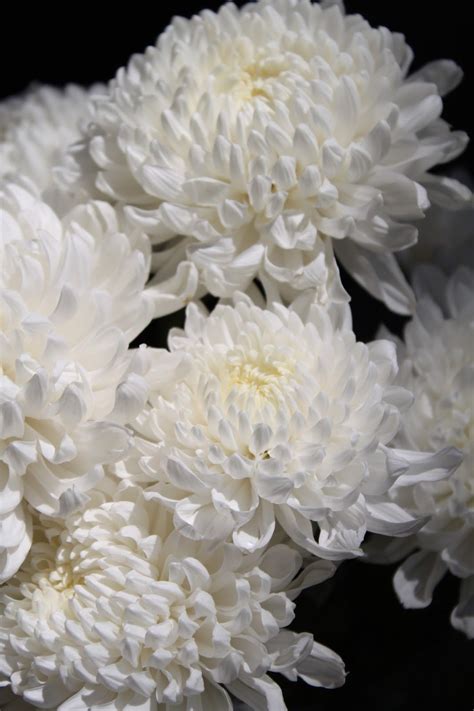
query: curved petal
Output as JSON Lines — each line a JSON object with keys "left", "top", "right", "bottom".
{"left": 451, "top": 576, "right": 474, "bottom": 639}
{"left": 147, "top": 262, "right": 199, "bottom": 318}
{"left": 295, "top": 641, "right": 346, "bottom": 689}
{"left": 335, "top": 240, "right": 415, "bottom": 314}
{"left": 393, "top": 550, "right": 447, "bottom": 609}
{"left": 365, "top": 500, "right": 428, "bottom": 537}
{"left": 226, "top": 674, "right": 286, "bottom": 711}
{"left": 363, "top": 534, "right": 418, "bottom": 565}
{"left": 385, "top": 446, "right": 463, "bottom": 491}
{"left": 409, "top": 60, "right": 463, "bottom": 96}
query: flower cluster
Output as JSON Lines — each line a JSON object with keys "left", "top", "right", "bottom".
{"left": 0, "top": 1, "right": 472, "bottom": 710}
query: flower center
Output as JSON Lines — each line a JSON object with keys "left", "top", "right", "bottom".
{"left": 23, "top": 537, "right": 83, "bottom": 612}
{"left": 39, "top": 563, "right": 77, "bottom": 593}
{"left": 213, "top": 46, "right": 287, "bottom": 103}
{"left": 29, "top": 552, "right": 81, "bottom": 598}
{"left": 21, "top": 555, "right": 82, "bottom": 619}
{"left": 225, "top": 346, "right": 295, "bottom": 405}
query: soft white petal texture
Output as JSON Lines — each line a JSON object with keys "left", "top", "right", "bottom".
{"left": 267, "top": 630, "right": 345, "bottom": 688}
{"left": 59, "top": 0, "right": 469, "bottom": 314}
{"left": 0, "top": 183, "right": 153, "bottom": 581}
{"left": 0, "top": 484, "right": 344, "bottom": 710}
{"left": 0, "top": 84, "right": 105, "bottom": 206}
{"left": 335, "top": 240, "right": 416, "bottom": 315}
{"left": 119, "top": 295, "right": 454, "bottom": 560}
{"left": 409, "top": 59, "right": 463, "bottom": 96}
{"left": 369, "top": 266, "right": 474, "bottom": 636}
{"left": 227, "top": 676, "right": 286, "bottom": 711}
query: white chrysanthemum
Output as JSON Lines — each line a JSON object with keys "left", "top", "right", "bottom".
{"left": 367, "top": 267, "right": 474, "bottom": 638}
{"left": 120, "top": 294, "right": 461, "bottom": 560}
{"left": 62, "top": 0, "right": 470, "bottom": 316}
{"left": 0, "top": 484, "right": 345, "bottom": 711}
{"left": 0, "top": 85, "right": 104, "bottom": 199}
{"left": 0, "top": 183, "right": 153, "bottom": 583}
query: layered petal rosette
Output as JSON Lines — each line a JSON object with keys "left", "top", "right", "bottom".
{"left": 0, "top": 84, "right": 104, "bottom": 201}
{"left": 0, "top": 183, "right": 153, "bottom": 582}
{"left": 119, "top": 295, "right": 462, "bottom": 560}
{"left": 62, "top": 0, "right": 469, "bottom": 316}
{"left": 367, "top": 266, "right": 474, "bottom": 638}
{"left": 0, "top": 484, "right": 345, "bottom": 710}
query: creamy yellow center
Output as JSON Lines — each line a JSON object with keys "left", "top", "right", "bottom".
{"left": 225, "top": 346, "right": 295, "bottom": 406}
{"left": 213, "top": 46, "right": 287, "bottom": 103}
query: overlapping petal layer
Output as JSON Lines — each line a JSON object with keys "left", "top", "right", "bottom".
{"left": 0, "top": 85, "right": 105, "bottom": 201}
{"left": 0, "top": 484, "right": 345, "bottom": 710}
{"left": 119, "top": 295, "right": 461, "bottom": 560}
{"left": 0, "top": 183, "right": 153, "bottom": 581}
{"left": 62, "top": 0, "right": 469, "bottom": 315}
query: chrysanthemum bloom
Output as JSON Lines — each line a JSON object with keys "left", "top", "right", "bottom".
{"left": 0, "top": 484, "right": 345, "bottom": 710}
{"left": 0, "top": 183, "right": 153, "bottom": 583}
{"left": 0, "top": 85, "right": 104, "bottom": 200}
{"left": 367, "top": 267, "right": 474, "bottom": 638}
{"left": 120, "top": 295, "right": 462, "bottom": 560}
{"left": 62, "top": 0, "right": 470, "bottom": 316}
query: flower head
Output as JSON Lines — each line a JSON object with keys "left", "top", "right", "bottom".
{"left": 120, "top": 294, "right": 460, "bottom": 560}
{"left": 63, "top": 0, "right": 469, "bottom": 315}
{"left": 0, "top": 183, "right": 153, "bottom": 582}
{"left": 0, "top": 484, "right": 344, "bottom": 710}
{"left": 368, "top": 266, "right": 474, "bottom": 637}
{"left": 0, "top": 85, "right": 104, "bottom": 200}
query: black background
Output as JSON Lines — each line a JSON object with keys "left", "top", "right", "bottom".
{"left": 1, "top": 2, "right": 472, "bottom": 709}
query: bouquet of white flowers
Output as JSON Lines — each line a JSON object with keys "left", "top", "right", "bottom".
{"left": 0, "top": 2, "right": 472, "bottom": 709}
